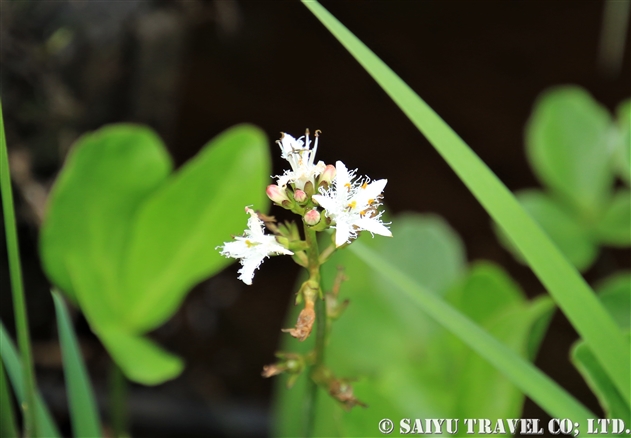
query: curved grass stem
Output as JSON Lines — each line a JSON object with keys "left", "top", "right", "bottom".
{"left": 0, "top": 99, "right": 38, "bottom": 437}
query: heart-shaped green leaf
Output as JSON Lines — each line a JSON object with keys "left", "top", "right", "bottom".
{"left": 40, "top": 125, "right": 173, "bottom": 303}
{"left": 526, "top": 87, "right": 614, "bottom": 216}
{"left": 40, "top": 123, "right": 271, "bottom": 384}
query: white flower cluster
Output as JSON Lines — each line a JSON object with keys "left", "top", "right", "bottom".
{"left": 218, "top": 130, "right": 391, "bottom": 284}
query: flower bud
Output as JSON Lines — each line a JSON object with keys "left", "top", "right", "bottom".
{"left": 304, "top": 208, "right": 321, "bottom": 226}
{"left": 319, "top": 164, "right": 336, "bottom": 186}
{"left": 294, "top": 189, "right": 307, "bottom": 204}
{"left": 266, "top": 184, "right": 289, "bottom": 205}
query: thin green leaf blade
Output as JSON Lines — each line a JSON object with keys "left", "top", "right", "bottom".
{"left": 302, "top": 0, "right": 630, "bottom": 401}
{"left": 52, "top": 291, "right": 102, "bottom": 438}
{"left": 0, "top": 354, "right": 19, "bottom": 438}
{"left": 571, "top": 272, "right": 631, "bottom": 421}
{"left": 120, "top": 124, "right": 271, "bottom": 332}
{"left": 0, "top": 322, "right": 61, "bottom": 438}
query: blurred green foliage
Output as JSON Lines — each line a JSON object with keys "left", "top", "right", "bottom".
{"left": 498, "top": 87, "right": 630, "bottom": 271}
{"left": 39, "top": 123, "right": 271, "bottom": 384}
{"left": 274, "top": 214, "right": 554, "bottom": 437}
{"left": 571, "top": 273, "right": 631, "bottom": 423}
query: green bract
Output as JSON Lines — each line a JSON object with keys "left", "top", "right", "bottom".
{"left": 40, "top": 123, "right": 270, "bottom": 384}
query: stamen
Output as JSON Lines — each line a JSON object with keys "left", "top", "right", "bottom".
{"left": 361, "top": 182, "right": 368, "bottom": 189}
{"left": 347, "top": 201, "right": 357, "bottom": 210}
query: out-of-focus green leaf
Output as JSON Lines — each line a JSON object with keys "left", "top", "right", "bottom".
{"left": 572, "top": 273, "right": 631, "bottom": 422}
{"left": 0, "top": 322, "right": 61, "bottom": 438}
{"left": 496, "top": 190, "right": 598, "bottom": 271}
{"left": 99, "top": 329, "right": 184, "bottom": 386}
{"left": 40, "top": 123, "right": 270, "bottom": 384}
{"left": 572, "top": 334, "right": 631, "bottom": 423}
{"left": 40, "top": 125, "right": 172, "bottom": 303}
{"left": 596, "top": 272, "right": 631, "bottom": 329}
{"left": 121, "top": 125, "right": 270, "bottom": 332}
{"left": 595, "top": 190, "right": 631, "bottom": 246}
{"left": 447, "top": 264, "right": 554, "bottom": 421}
{"left": 613, "top": 99, "right": 630, "bottom": 183}
{"left": 52, "top": 291, "right": 102, "bottom": 438}
{"left": 526, "top": 87, "right": 614, "bottom": 216}
{"left": 274, "top": 214, "right": 555, "bottom": 437}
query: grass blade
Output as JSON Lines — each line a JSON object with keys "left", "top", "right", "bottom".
{"left": 0, "top": 321, "right": 61, "bottom": 438}
{"left": 302, "top": 0, "right": 630, "bottom": 401}
{"left": 52, "top": 291, "right": 103, "bottom": 437}
{"left": 350, "top": 240, "right": 595, "bottom": 423}
{"left": 0, "top": 99, "right": 39, "bottom": 436}
{"left": 0, "top": 355, "right": 19, "bottom": 438}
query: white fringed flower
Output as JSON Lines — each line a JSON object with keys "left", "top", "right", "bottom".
{"left": 276, "top": 131, "right": 326, "bottom": 190}
{"left": 218, "top": 207, "right": 293, "bottom": 285}
{"left": 313, "top": 161, "right": 391, "bottom": 247}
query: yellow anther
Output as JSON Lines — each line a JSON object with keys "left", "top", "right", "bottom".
{"left": 347, "top": 201, "right": 357, "bottom": 210}
{"left": 344, "top": 182, "right": 352, "bottom": 189}
{"left": 368, "top": 199, "right": 375, "bottom": 205}
{"left": 361, "top": 182, "right": 368, "bottom": 189}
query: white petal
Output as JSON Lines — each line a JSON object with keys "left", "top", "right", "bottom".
{"left": 312, "top": 194, "right": 338, "bottom": 215}
{"left": 355, "top": 217, "right": 392, "bottom": 237}
{"left": 237, "top": 254, "right": 266, "bottom": 285}
{"left": 335, "top": 220, "right": 351, "bottom": 247}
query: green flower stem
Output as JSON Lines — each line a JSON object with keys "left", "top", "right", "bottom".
{"left": 0, "top": 100, "right": 38, "bottom": 437}
{"left": 302, "top": 223, "right": 326, "bottom": 438}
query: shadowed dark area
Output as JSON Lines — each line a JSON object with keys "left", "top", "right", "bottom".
{"left": 1, "top": 1, "right": 629, "bottom": 436}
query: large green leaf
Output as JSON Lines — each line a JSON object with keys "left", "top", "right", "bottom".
{"left": 40, "top": 124, "right": 270, "bottom": 384}
{"left": 572, "top": 273, "right": 631, "bottom": 423}
{"left": 0, "top": 322, "right": 61, "bottom": 438}
{"left": 526, "top": 87, "right": 614, "bottom": 217}
{"left": 40, "top": 125, "right": 172, "bottom": 303}
{"left": 497, "top": 190, "right": 598, "bottom": 271}
{"left": 52, "top": 291, "right": 102, "bottom": 438}
{"left": 274, "top": 215, "right": 555, "bottom": 437}
{"left": 120, "top": 125, "right": 270, "bottom": 332}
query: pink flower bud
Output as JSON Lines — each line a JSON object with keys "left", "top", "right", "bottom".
{"left": 304, "top": 208, "right": 321, "bottom": 226}
{"left": 266, "top": 184, "right": 289, "bottom": 205}
{"left": 319, "top": 164, "right": 336, "bottom": 186}
{"left": 294, "top": 189, "right": 307, "bottom": 203}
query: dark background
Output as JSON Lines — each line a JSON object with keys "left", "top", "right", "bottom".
{"left": 1, "top": 1, "right": 629, "bottom": 436}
